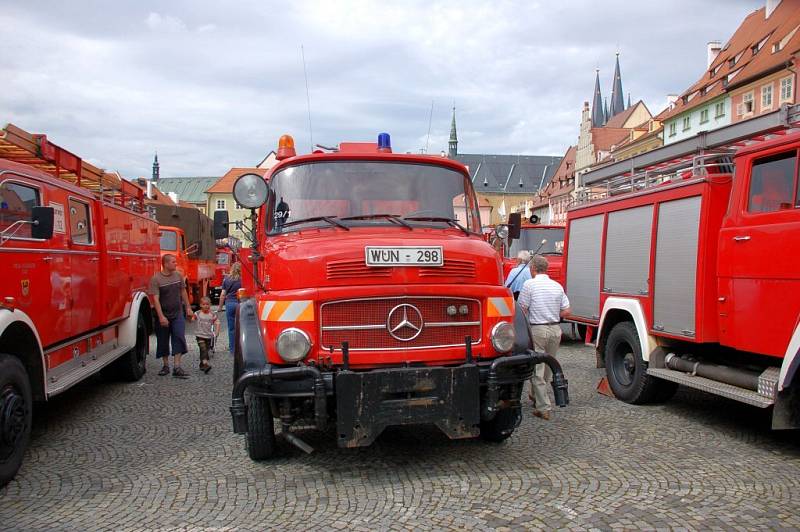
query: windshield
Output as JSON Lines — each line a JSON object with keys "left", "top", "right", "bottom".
{"left": 159, "top": 230, "right": 177, "bottom": 251}
{"left": 216, "top": 252, "right": 230, "bottom": 265}
{"left": 508, "top": 227, "right": 565, "bottom": 257}
{"left": 266, "top": 161, "right": 481, "bottom": 234}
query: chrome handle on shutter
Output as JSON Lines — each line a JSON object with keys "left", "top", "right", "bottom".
{"left": 733, "top": 235, "right": 751, "bottom": 241}
{"left": 89, "top": 257, "right": 100, "bottom": 262}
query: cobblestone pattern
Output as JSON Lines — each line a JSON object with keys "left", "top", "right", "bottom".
{"left": 3, "top": 321, "right": 800, "bottom": 531}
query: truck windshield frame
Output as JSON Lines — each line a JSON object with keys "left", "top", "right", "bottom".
{"left": 508, "top": 227, "right": 566, "bottom": 256}
{"left": 265, "top": 161, "right": 481, "bottom": 235}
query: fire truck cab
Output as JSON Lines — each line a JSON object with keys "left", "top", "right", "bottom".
{"left": 215, "top": 133, "right": 569, "bottom": 459}
{"left": 564, "top": 104, "right": 800, "bottom": 427}
{"left": 0, "top": 124, "right": 158, "bottom": 486}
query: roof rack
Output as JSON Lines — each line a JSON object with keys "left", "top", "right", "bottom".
{"left": 0, "top": 123, "right": 146, "bottom": 214}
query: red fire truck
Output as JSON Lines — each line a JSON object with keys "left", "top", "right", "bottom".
{"left": 564, "top": 103, "right": 800, "bottom": 427}
{"left": 210, "top": 240, "right": 240, "bottom": 303}
{"left": 214, "top": 133, "right": 569, "bottom": 459}
{"left": 0, "top": 124, "right": 158, "bottom": 486}
{"left": 150, "top": 204, "right": 216, "bottom": 306}
{"left": 499, "top": 222, "right": 566, "bottom": 285}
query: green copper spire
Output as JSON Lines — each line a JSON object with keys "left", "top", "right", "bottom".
{"left": 448, "top": 106, "right": 458, "bottom": 158}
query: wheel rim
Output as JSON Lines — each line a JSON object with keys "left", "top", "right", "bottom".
{"left": 0, "top": 384, "right": 27, "bottom": 460}
{"left": 610, "top": 341, "right": 636, "bottom": 388}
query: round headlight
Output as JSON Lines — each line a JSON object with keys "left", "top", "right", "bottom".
{"left": 495, "top": 224, "right": 509, "bottom": 240}
{"left": 491, "top": 321, "right": 515, "bottom": 353}
{"left": 276, "top": 328, "right": 312, "bottom": 362}
{"left": 447, "top": 305, "right": 457, "bottom": 316}
{"left": 233, "top": 173, "right": 269, "bottom": 209}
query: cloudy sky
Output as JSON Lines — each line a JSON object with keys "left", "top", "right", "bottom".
{"left": 1, "top": 0, "right": 760, "bottom": 178}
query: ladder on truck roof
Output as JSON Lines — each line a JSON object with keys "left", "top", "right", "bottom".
{"left": 0, "top": 123, "right": 147, "bottom": 214}
{"left": 575, "top": 103, "right": 800, "bottom": 204}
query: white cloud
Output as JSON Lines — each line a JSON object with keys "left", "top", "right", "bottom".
{"left": 146, "top": 12, "right": 188, "bottom": 32}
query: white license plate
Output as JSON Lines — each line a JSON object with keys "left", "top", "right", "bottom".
{"left": 365, "top": 246, "right": 443, "bottom": 267}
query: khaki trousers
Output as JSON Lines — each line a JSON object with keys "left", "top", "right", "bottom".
{"left": 529, "top": 324, "right": 562, "bottom": 412}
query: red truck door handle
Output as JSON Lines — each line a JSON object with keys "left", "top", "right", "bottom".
{"left": 733, "top": 235, "right": 751, "bottom": 241}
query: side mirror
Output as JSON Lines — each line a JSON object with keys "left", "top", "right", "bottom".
{"left": 31, "top": 206, "right": 54, "bottom": 240}
{"left": 507, "top": 213, "right": 521, "bottom": 240}
{"left": 214, "top": 211, "right": 229, "bottom": 239}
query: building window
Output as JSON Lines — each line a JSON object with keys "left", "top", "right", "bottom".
{"left": 682, "top": 116, "right": 691, "bottom": 131}
{"left": 714, "top": 102, "right": 726, "bottom": 118}
{"left": 668, "top": 123, "right": 677, "bottom": 137}
{"left": 235, "top": 202, "right": 244, "bottom": 210}
{"left": 738, "top": 92, "right": 754, "bottom": 116}
{"left": 780, "top": 76, "right": 794, "bottom": 102}
{"left": 216, "top": 199, "right": 226, "bottom": 210}
{"left": 699, "top": 109, "right": 709, "bottom": 124}
{"left": 762, "top": 84, "right": 773, "bottom": 109}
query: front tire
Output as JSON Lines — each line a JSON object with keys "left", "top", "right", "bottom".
{"left": 0, "top": 354, "right": 32, "bottom": 488}
{"left": 245, "top": 392, "right": 276, "bottom": 460}
{"left": 109, "top": 314, "right": 148, "bottom": 382}
{"left": 604, "top": 322, "right": 676, "bottom": 404}
{"left": 480, "top": 408, "right": 521, "bottom": 443}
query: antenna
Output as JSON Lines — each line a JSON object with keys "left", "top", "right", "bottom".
{"left": 301, "top": 45, "right": 313, "bottom": 151}
{"left": 425, "top": 100, "right": 434, "bottom": 154}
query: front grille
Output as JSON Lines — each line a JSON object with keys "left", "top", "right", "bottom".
{"left": 419, "top": 259, "right": 476, "bottom": 278}
{"left": 327, "top": 259, "right": 391, "bottom": 280}
{"left": 320, "top": 296, "right": 481, "bottom": 351}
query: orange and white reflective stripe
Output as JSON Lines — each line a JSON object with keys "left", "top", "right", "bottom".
{"left": 487, "top": 296, "right": 513, "bottom": 317}
{"left": 259, "top": 300, "right": 314, "bottom": 322}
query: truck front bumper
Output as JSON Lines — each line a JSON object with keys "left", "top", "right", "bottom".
{"left": 230, "top": 349, "right": 568, "bottom": 448}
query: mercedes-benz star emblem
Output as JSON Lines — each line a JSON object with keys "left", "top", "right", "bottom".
{"left": 386, "top": 304, "right": 424, "bottom": 342}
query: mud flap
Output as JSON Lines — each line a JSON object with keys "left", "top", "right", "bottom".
{"left": 335, "top": 365, "right": 480, "bottom": 448}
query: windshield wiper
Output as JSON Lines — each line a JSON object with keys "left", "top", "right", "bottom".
{"left": 340, "top": 213, "right": 412, "bottom": 229}
{"left": 281, "top": 216, "right": 350, "bottom": 230}
{"left": 402, "top": 216, "right": 469, "bottom": 235}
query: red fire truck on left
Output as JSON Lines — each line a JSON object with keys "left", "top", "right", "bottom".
{"left": 0, "top": 124, "right": 159, "bottom": 487}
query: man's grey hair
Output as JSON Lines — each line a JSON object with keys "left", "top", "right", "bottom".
{"left": 516, "top": 250, "right": 531, "bottom": 263}
{"left": 530, "top": 254, "right": 549, "bottom": 274}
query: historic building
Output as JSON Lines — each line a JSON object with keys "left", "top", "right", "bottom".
{"left": 447, "top": 108, "right": 561, "bottom": 226}
{"left": 661, "top": 0, "right": 799, "bottom": 145}
{"left": 147, "top": 154, "right": 218, "bottom": 215}
{"left": 205, "top": 167, "right": 270, "bottom": 242}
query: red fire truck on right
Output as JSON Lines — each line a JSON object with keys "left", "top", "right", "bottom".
{"left": 564, "top": 103, "right": 800, "bottom": 428}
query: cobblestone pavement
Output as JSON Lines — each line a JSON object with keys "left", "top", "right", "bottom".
{"left": 3, "top": 323, "right": 800, "bottom": 531}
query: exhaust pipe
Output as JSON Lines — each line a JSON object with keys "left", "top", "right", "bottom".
{"left": 665, "top": 353, "right": 760, "bottom": 391}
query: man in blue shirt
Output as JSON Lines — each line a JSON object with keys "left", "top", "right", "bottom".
{"left": 504, "top": 250, "right": 532, "bottom": 300}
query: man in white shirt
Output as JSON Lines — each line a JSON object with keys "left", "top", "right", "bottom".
{"left": 517, "top": 255, "right": 571, "bottom": 420}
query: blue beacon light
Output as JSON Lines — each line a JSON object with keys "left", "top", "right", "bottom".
{"left": 377, "top": 132, "right": 392, "bottom": 153}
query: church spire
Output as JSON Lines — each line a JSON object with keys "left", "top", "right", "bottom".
{"left": 603, "top": 97, "right": 609, "bottom": 126}
{"left": 610, "top": 52, "right": 625, "bottom": 117}
{"left": 448, "top": 106, "right": 458, "bottom": 158}
{"left": 152, "top": 152, "right": 160, "bottom": 182}
{"left": 591, "top": 69, "right": 604, "bottom": 127}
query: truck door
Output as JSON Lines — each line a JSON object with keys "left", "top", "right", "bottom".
{"left": 67, "top": 196, "right": 101, "bottom": 335}
{"left": 720, "top": 147, "right": 800, "bottom": 356}
{"left": 0, "top": 177, "right": 66, "bottom": 347}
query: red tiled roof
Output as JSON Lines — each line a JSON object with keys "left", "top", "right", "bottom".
{"left": 662, "top": 0, "right": 800, "bottom": 121}
{"left": 206, "top": 167, "right": 269, "bottom": 194}
{"left": 591, "top": 128, "right": 630, "bottom": 152}
{"left": 531, "top": 146, "right": 576, "bottom": 208}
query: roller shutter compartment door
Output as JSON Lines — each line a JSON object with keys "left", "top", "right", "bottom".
{"left": 653, "top": 196, "right": 701, "bottom": 337}
{"left": 604, "top": 205, "right": 653, "bottom": 296}
{"left": 566, "top": 214, "right": 603, "bottom": 319}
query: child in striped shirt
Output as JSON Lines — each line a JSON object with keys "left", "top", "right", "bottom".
{"left": 194, "top": 297, "right": 219, "bottom": 374}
